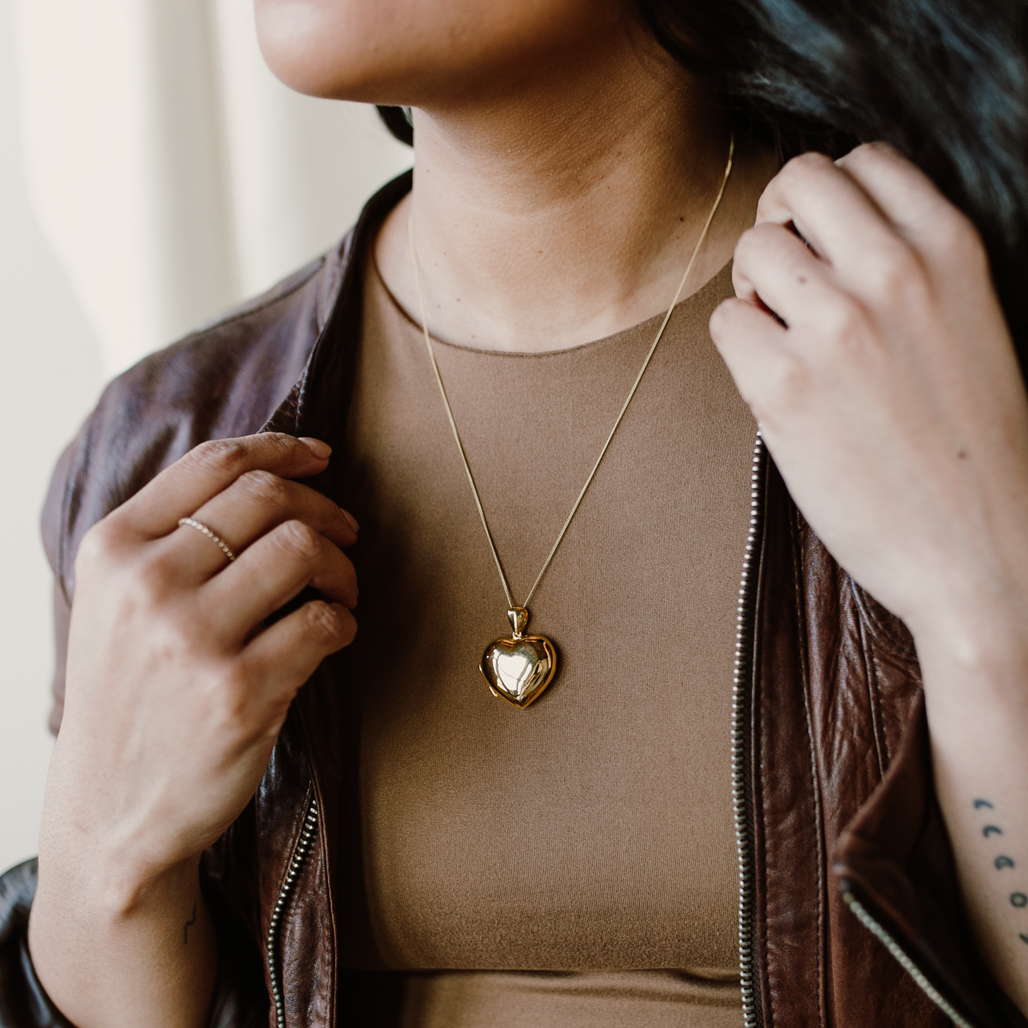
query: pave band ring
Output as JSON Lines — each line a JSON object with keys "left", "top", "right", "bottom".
{"left": 177, "top": 517, "right": 236, "bottom": 562}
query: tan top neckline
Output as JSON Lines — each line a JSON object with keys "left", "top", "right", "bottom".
{"left": 370, "top": 255, "right": 735, "bottom": 360}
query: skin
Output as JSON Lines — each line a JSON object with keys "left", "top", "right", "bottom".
{"left": 25, "top": 0, "right": 1028, "bottom": 1024}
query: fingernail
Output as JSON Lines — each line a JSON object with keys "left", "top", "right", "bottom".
{"left": 299, "top": 437, "right": 331, "bottom": 459}
{"left": 342, "top": 509, "right": 359, "bottom": 532}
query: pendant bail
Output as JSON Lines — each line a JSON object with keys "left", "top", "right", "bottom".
{"left": 507, "top": 606, "right": 529, "bottom": 639}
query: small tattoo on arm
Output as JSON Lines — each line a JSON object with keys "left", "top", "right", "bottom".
{"left": 183, "top": 902, "right": 197, "bottom": 945}
{"left": 972, "top": 799, "right": 1028, "bottom": 946}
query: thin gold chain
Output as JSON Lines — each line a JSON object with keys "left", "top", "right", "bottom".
{"left": 408, "top": 134, "right": 735, "bottom": 612}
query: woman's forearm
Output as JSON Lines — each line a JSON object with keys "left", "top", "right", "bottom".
{"left": 914, "top": 599, "right": 1028, "bottom": 1015}
{"left": 28, "top": 838, "right": 216, "bottom": 1028}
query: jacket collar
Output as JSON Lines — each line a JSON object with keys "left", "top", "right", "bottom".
{"left": 265, "top": 169, "right": 413, "bottom": 454}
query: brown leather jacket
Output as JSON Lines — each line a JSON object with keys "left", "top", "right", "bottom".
{"left": 0, "top": 171, "right": 1024, "bottom": 1028}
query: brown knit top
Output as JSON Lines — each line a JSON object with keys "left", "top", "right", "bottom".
{"left": 333, "top": 258, "right": 755, "bottom": 1026}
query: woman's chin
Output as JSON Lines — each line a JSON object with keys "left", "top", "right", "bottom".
{"left": 253, "top": 0, "right": 396, "bottom": 100}
{"left": 252, "top": 0, "right": 614, "bottom": 104}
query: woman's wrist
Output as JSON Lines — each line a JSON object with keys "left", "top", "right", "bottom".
{"left": 891, "top": 520, "right": 1028, "bottom": 678}
{"left": 34, "top": 832, "right": 204, "bottom": 929}
{"left": 29, "top": 848, "right": 216, "bottom": 1028}
{"left": 36, "top": 740, "right": 206, "bottom": 920}
{"left": 906, "top": 580, "right": 1028, "bottom": 714}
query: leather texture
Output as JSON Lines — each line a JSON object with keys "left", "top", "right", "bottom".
{"left": 0, "top": 862, "right": 72, "bottom": 1028}
{"left": 1, "top": 168, "right": 1024, "bottom": 1028}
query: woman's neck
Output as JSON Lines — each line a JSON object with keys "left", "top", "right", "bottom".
{"left": 375, "top": 22, "right": 776, "bottom": 354}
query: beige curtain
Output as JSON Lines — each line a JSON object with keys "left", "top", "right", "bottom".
{"left": 12, "top": 0, "right": 412, "bottom": 375}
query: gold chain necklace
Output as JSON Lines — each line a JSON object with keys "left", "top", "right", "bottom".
{"left": 408, "top": 135, "right": 734, "bottom": 709}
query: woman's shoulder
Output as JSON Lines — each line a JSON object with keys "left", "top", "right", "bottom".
{"left": 115, "top": 244, "right": 346, "bottom": 434}
{"left": 44, "top": 170, "right": 412, "bottom": 598}
{"left": 43, "top": 238, "right": 353, "bottom": 600}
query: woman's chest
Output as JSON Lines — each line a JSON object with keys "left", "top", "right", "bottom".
{"left": 333, "top": 265, "right": 754, "bottom": 971}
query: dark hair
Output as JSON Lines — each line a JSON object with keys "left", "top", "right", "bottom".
{"left": 379, "top": 0, "right": 1028, "bottom": 365}
{"left": 377, "top": 104, "right": 413, "bottom": 146}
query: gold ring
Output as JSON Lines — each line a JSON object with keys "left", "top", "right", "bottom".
{"left": 177, "top": 517, "right": 236, "bottom": 562}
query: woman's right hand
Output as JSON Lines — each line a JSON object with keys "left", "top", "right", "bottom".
{"left": 29, "top": 432, "right": 358, "bottom": 1028}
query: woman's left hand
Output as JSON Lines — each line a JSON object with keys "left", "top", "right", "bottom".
{"left": 709, "top": 141, "right": 1028, "bottom": 1014}
{"left": 711, "top": 142, "right": 1028, "bottom": 646}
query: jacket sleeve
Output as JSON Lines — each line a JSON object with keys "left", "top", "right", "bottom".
{"left": 0, "top": 862, "right": 72, "bottom": 1028}
{"left": 39, "top": 439, "right": 75, "bottom": 738}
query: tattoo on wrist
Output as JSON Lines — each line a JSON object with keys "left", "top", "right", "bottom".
{"left": 183, "top": 901, "right": 197, "bottom": 945}
{"left": 973, "top": 799, "right": 1027, "bottom": 945}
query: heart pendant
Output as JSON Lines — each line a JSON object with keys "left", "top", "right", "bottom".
{"left": 479, "top": 607, "right": 557, "bottom": 709}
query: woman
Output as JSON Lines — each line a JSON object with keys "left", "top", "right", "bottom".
{"left": 2, "top": 0, "right": 1027, "bottom": 1025}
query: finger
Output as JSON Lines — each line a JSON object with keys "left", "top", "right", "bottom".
{"left": 171, "top": 472, "right": 358, "bottom": 580}
{"left": 731, "top": 223, "right": 841, "bottom": 329}
{"left": 756, "top": 152, "right": 911, "bottom": 287}
{"left": 113, "top": 434, "right": 332, "bottom": 538}
{"left": 240, "top": 600, "right": 356, "bottom": 708}
{"left": 708, "top": 297, "right": 792, "bottom": 424}
{"left": 836, "top": 142, "right": 981, "bottom": 259}
{"left": 204, "top": 520, "right": 358, "bottom": 643}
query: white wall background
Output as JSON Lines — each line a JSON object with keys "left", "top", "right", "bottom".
{"left": 0, "top": 0, "right": 412, "bottom": 871}
{"left": 0, "top": 0, "right": 102, "bottom": 874}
